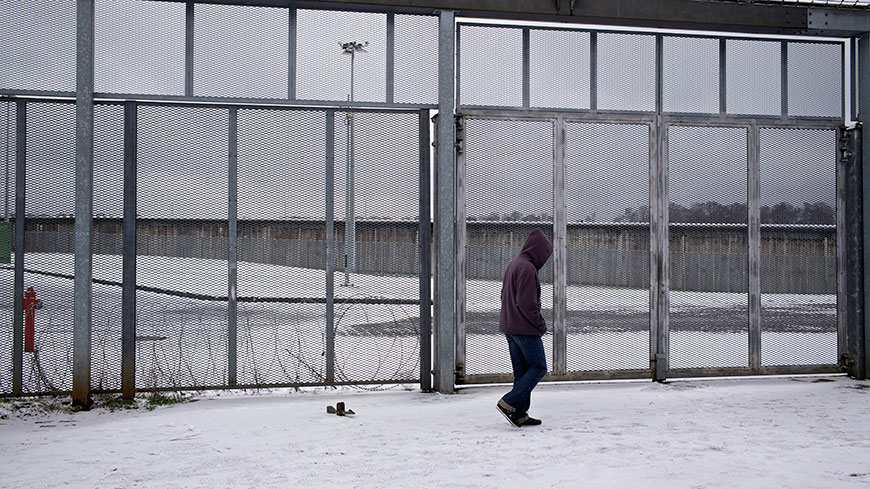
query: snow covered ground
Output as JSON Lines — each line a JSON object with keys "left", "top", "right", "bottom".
{"left": 1, "top": 375, "right": 868, "bottom": 489}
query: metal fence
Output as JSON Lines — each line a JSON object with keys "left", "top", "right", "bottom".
{"left": 0, "top": 0, "right": 858, "bottom": 395}
{"left": 0, "top": 98, "right": 429, "bottom": 395}
{"left": 455, "top": 21, "right": 845, "bottom": 382}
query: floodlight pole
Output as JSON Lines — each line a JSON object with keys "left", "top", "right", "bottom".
{"left": 342, "top": 41, "right": 366, "bottom": 286}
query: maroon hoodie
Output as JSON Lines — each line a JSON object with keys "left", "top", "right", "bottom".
{"left": 498, "top": 229, "right": 553, "bottom": 336}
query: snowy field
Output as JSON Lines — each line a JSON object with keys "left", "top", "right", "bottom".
{"left": 1, "top": 375, "right": 869, "bottom": 489}
{"left": 1, "top": 253, "right": 838, "bottom": 394}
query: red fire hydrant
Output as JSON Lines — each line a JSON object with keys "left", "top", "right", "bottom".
{"left": 23, "top": 286, "right": 42, "bottom": 353}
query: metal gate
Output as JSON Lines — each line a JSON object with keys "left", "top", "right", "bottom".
{"left": 455, "top": 22, "right": 844, "bottom": 382}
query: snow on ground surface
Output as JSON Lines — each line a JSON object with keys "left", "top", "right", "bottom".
{"left": 1, "top": 375, "right": 869, "bottom": 489}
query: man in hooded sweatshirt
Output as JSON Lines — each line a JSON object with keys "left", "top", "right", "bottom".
{"left": 496, "top": 228, "right": 553, "bottom": 427}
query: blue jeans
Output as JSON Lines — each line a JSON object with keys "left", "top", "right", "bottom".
{"left": 501, "top": 333, "right": 547, "bottom": 415}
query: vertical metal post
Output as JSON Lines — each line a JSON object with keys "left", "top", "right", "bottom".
{"left": 185, "top": 2, "right": 194, "bottom": 97}
{"left": 655, "top": 116, "right": 669, "bottom": 381}
{"left": 719, "top": 38, "right": 727, "bottom": 114}
{"left": 837, "top": 126, "right": 856, "bottom": 376}
{"left": 781, "top": 41, "right": 788, "bottom": 118}
{"left": 4, "top": 102, "right": 10, "bottom": 220}
{"left": 289, "top": 8, "right": 297, "bottom": 101}
{"left": 552, "top": 117, "right": 567, "bottom": 376}
{"left": 590, "top": 32, "right": 597, "bottom": 112}
{"left": 386, "top": 13, "right": 395, "bottom": 105}
{"left": 859, "top": 32, "right": 870, "bottom": 380}
{"left": 122, "top": 101, "right": 137, "bottom": 399}
{"left": 73, "top": 0, "right": 95, "bottom": 409}
{"left": 434, "top": 9, "right": 455, "bottom": 394}
{"left": 12, "top": 101, "right": 25, "bottom": 396}
{"left": 227, "top": 108, "right": 238, "bottom": 387}
{"left": 454, "top": 116, "right": 466, "bottom": 381}
{"left": 648, "top": 120, "right": 658, "bottom": 380}
{"left": 748, "top": 122, "right": 761, "bottom": 372}
{"left": 656, "top": 35, "right": 663, "bottom": 115}
{"left": 419, "top": 109, "right": 432, "bottom": 391}
{"left": 851, "top": 39, "right": 858, "bottom": 122}
{"left": 653, "top": 34, "right": 668, "bottom": 381}
{"left": 326, "top": 110, "right": 335, "bottom": 384}
{"left": 522, "top": 28, "right": 530, "bottom": 109}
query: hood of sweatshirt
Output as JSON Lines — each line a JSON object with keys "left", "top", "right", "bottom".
{"left": 520, "top": 229, "right": 553, "bottom": 270}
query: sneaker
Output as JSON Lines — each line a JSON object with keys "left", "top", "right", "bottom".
{"left": 496, "top": 399, "right": 521, "bottom": 428}
{"left": 517, "top": 415, "right": 542, "bottom": 427}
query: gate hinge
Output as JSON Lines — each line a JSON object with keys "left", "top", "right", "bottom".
{"left": 454, "top": 116, "right": 464, "bottom": 155}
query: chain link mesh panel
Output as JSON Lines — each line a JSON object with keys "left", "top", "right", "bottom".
{"left": 394, "top": 14, "right": 438, "bottom": 105}
{"left": 333, "top": 111, "right": 420, "bottom": 383}
{"left": 136, "top": 105, "right": 229, "bottom": 389}
{"left": 0, "top": 0, "right": 76, "bottom": 92}
{"left": 91, "top": 103, "right": 124, "bottom": 391}
{"left": 0, "top": 101, "right": 15, "bottom": 394}
{"left": 760, "top": 128, "right": 837, "bottom": 367}
{"left": 458, "top": 25, "right": 523, "bottom": 108}
{"left": 669, "top": 125, "right": 748, "bottom": 369}
{"left": 236, "top": 108, "right": 327, "bottom": 385}
{"left": 529, "top": 29, "right": 590, "bottom": 110}
{"left": 1, "top": 101, "right": 15, "bottom": 220}
{"left": 95, "top": 0, "right": 186, "bottom": 96}
{"left": 464, "top": 118, "right": 554, "bottom": 376}
{"left": 663, "top": 36, "right": 719, "bottom": 114}
{"left": 598, "top": 33, "right": 655, "bottom": 112}
{"left": 194, "top": 4, "right": 288, "bottom": 99}
{"left": 22, "top": 102, "right": 76, "bottom": 393}
{"left": 726, "top": 39, "right": 781, "bottom": 116}
{"left": 564, "top": 122, "right": 650, "bottom": 372}
{"left": 788, "top": 42, "right": 842, "bottom": 118}
{"left": 296, "top": 9, "right": 386, "bottom": 103}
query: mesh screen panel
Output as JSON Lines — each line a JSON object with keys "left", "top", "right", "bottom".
{"left": 91, "top": 103, "right": 124, "bottom": 391}
{"left": 95, "top": 0, "right": 186, "bottom": 96}
{"left": 669, "top": 125, "right": 748, "bottom": 369}
{"left": 598, "top": 33, "right": 655, "bottom": 112}
{"left": 726, "top": 39, "right": 781, "bottom": 116}
{"left": 0, "top": 266, "right": 10, "bottom": 393}
{"left": 23, "top": 102, "right": 76, "bottom": 393}
{"left": 663, "top": 36, "right": 719, "bottom": 114}
{"left": 564, "top": 122, "right": 650, "bottom": 372}
{"left": 0, "top": 1, "right": 76, "bottom": 92}
{"left": 464, "top": 118, "right": 554, "bottom": 376}
{"left": 333, "top": 111, "right": 420, "bottom": 383}
{"left": 1, "top": 102, "right": 15, "bottom": 220}
{"left": 194, "top": 4, "right": 289, "bottom": 99}
{"left": 458, "top": 25, "right": 523, "bottom": 107}
{"left": 788, "top": 42, "right": 842, "bottom": 118}
{"left": 0, "top": 101, "right": 14, "bottom": 394}
{"left": 236, "top": 108, "right": 327, "bottom": 385}
{"left": 296, "top": 9, "right": 386, "bottom": 103}
{"left": 136, "top": 105, "right": 228, "bottom": 389}
{"left": 529, "top": 29, "right": 590, "bottom": 110}
{"left": 394, "top": 14, "right": 438, "bottom": 105}
{"left": 759, "top": 128, "right": 837, "bottom": 366}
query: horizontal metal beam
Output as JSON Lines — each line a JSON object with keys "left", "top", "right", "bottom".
{"left": 0, "top": 92, "right": 433, "bottom": 112}
{"left": 460, "top": 365, "right": 842, "bottom": 384}
{"left": 808, "top": 8, "right": 870, "bottom": 36}
{"left": 145, "top": 0, "right": 869, "bottom": 35}
{"left": 461, "top": 370, "right": 652, "bottom": 384}
{"left": 456, "top": 107, "right": 842, "bottom": 128}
